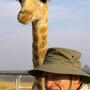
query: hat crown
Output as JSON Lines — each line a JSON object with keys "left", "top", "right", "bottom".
{"left": 44, "top": 48, "right": 81, "bottom": 68}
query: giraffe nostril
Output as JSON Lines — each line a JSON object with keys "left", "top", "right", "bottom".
{"left": 19, "top": 10, "right": 27, "bottom": 14}
{"left": 19, "top": 10, "right": 33, "bottom": 15}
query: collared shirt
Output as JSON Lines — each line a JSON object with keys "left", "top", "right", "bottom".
{"left": 80, "top": 84, "right": 90, "bottom": 90}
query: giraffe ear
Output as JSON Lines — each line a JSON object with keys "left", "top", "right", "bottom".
{"left": 40, "top": 0, "right": 47, "bottom": 3}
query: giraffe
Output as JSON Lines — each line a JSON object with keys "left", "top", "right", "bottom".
{"left": 17, "top": 0, "right": 48, "bottom": 90}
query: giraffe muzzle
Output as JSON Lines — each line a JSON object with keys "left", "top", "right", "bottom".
{"left": 17, "top": 10, "right": 33, "bottom": 24}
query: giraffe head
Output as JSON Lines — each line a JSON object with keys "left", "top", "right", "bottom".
{"left": 17, "top": 0, "right": 48, "bottom": 24}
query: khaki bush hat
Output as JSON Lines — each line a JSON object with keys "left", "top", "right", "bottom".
{"left": 29, "top": 48, "right": 90, "bottom": 83}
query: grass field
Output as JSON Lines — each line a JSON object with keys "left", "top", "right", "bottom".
{"left": 0, "top": 80, "right": 33, "bottom": 90}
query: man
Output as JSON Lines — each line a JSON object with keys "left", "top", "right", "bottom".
{"left": 29, "top": 48, "right": 90, "bottom": 90}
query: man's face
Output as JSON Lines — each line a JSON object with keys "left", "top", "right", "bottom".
{"left": 44, "top": 73, "right": 81, "bottom": 90}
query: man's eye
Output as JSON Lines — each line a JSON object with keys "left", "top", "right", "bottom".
{"left": 40, "top": 0, "right": 47, "bottom": 3}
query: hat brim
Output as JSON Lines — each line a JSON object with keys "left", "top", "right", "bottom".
{"left": 29, "top": 63, "right": 90, "bottom": 83}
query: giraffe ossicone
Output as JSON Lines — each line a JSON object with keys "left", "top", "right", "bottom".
{"left": 17, "top": 0, "right": 48, "bottom": 90}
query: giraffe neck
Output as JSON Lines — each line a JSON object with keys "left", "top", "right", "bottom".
{"left": 32, "top": 18, "right": 48, "bottom": 67}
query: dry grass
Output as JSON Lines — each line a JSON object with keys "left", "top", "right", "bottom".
{"left": 0, "top": 80, "right": 33, "bottom": 90}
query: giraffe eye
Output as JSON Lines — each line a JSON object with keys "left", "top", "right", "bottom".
{"left": 40, "top": 0, "right": 47, "bottom": 3}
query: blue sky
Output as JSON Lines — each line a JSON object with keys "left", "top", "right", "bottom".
{"left": 0, "top": 0, "right": 90, "bottom": 70}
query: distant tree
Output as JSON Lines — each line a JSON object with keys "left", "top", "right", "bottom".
{"left": 83, "top": 65, "right": 90, "bottom": 74}
{"left": 84, "top": 65, "right": 90, "bottom": 70}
